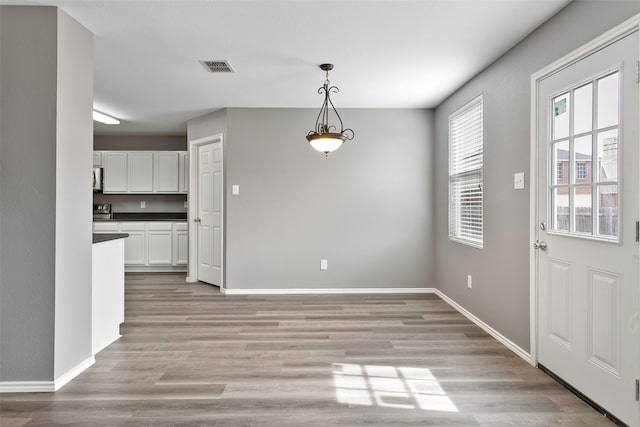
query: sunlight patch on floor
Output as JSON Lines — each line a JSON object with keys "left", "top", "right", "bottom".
{"left": 333, "top": 363, "right": 458, "bottom": 412}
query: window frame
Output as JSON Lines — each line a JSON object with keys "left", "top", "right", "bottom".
{"left": 448, "top": 94, "right": 484, "bottom": 249}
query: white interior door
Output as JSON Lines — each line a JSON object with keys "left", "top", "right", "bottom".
{"left": 536, "top": 31, "right": 639, "bottom": 425}
{"left": 196, "top": 141, "right": 223, "bottom": 286}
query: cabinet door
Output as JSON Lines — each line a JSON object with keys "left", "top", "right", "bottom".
{"left": 179, "top": 152, "right": 189, "bottom": 193}
{"left": 103, "top": 152, "right": 127, "bottom": 193}
{"left": 173, "top": 223, "right": 189, "bottom": 265}
{"left": 128, "top": 152, "right": 153, "bottom": 192}
{"left": 122, "top": 232, "right": 146, "bottom": 265}
{"left": 147, "top": 222, "right": 172, "bottom": 265}
{"left": 121, "top": 222, "right": 146, "bottom": 265}
{"left": 154, "top": 152, "right": 180, "bottom": 193}
{"left": 148, "top": 232, "right": 173, "bottom": 265}
{"left": 93, "top": 151, "right": 103, "bottom": 167}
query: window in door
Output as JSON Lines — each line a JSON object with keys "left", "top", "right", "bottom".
{"left": 448, "top": 95, "right": 483, "bottom": 248}
{"left": 549, "top": 71, "right": 619, "bottom": 240}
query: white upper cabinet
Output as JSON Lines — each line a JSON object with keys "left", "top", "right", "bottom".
{"left": 103, "top": 152, "right": 128, "bottom": 193}
{"left": 179, "top": 152, "right": 189, "bottom": 193}
{"left": 93, "top": 151, "right": 103, "bottom": 167}
{"left": 128, "top": 152, "right": 154, "bottom": 192}
{"left": 100, "top": 150, "right": 188, "bottom": 194}
{"left": 154, "top": 152, "right": 180, "bottom": 193}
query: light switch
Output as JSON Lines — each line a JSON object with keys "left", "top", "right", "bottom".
{"left": 514, "top": 172, "right": 525, "bottom": 190}
{"left": 232, "top": 185, "right": 240, "bottom": 195}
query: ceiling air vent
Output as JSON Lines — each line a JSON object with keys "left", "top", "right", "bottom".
{"left": 199, "top": 60, "right": 235, "bottom": 73}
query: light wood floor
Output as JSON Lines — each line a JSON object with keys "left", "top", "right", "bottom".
{"left": 1, "top": 273, "right": 614, "bottom": 426}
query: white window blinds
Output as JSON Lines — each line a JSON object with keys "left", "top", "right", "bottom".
{"left": 449, "top": 95, "right": 483, "bottom": 248}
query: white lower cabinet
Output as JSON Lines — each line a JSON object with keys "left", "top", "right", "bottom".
{"left": 147, "top": 223, "right": 173, "bottom": 265}
{"left": 120, "top": 223, "right": 146, "bottom": 265}
{"left": 173, "top": 222, "right": 188, "bottom": 265}
{"left": 93, "top": 221, "right": 187, "bottom": 271}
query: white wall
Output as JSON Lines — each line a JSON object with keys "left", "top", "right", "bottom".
{"left": 54, "top": 9, "right": 94, "bottom": 379}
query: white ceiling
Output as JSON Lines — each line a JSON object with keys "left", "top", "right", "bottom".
{"left": 2, "top": 0, "right": 571, "bottom": 134}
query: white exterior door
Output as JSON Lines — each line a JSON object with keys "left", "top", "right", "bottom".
{"left": 196, "top": 141, "right": 223, "bottom": 286}
{"left": 535, "top": 31, "right": 639, "bottom": 425}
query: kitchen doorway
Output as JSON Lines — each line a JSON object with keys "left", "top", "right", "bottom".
{"left": 187, "top": 134, "right": 224, "bottom": 288}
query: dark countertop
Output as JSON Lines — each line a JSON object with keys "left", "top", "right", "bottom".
{"left": 93, "top": 233, "right": 129, "bottom": 244}
{"left": 94, "top": 212, "right": 188, "bottom": 222}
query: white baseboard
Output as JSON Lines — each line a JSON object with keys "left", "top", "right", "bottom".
{"left": 54, "top": 356, "right": 95, "bottom": 390}
{"left": 221, "top": 287, "right": 436, "bottom": 295}
{"left": 125, "top": 266, "right": 187, "bottom": 273}
{"left": 0, "top": 356, "right": 95, "bottom": 393}
{"left": 434, "top": 289, "right": 533, "bottom": 365}
{"left": 0, "top": 380, "right": 56, "bottom": 393}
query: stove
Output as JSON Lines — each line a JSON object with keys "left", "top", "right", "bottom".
{"left": 93, "top": 203, "right": 112, "bottom": 220}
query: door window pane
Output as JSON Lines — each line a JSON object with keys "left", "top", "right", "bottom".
{"left": 597, "top": 185, "right": 618, "bottom": 237}
{"left": 573, "top": 186, "right": 593, "bottom": 234}
{"left": 597, "top": 72, "right": 619, "bottom": 129}
{"left": 552, "top": 187, "right": 569, "bottom": 232}
{"left": 553, "top": 140, "right": 569, "bottom": 185}
{"left": 553, "top": 93, "right": 570, "bottom": 140}
{"left": 548, "top": 68, "right": 619, "bottom": 241}
{"left": 574, "top": 83, "right": 593, "bottom": 135}
{"left": 597, "top": 129, "right": 618, "bottom": 182}
{"left": 574, "top": 135, "right": 592, "bottom": 183}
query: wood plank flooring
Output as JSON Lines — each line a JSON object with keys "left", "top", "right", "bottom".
{"left": 0, "top": 273, "right": 614, "bottom": 426}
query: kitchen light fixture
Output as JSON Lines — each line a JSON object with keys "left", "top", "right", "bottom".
{"left": 306, "top": 64, "right": 354, "bottom": 157}
{"left": 93, "top": 110, "right": 120, "bottom": 125}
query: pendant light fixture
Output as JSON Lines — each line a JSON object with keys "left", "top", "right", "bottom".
{"left": 306, "top": 64, "right": 354, "bottom": 157}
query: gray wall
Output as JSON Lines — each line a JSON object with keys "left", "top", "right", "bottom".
{"left": 433, "top": 1, "right": 640, "bottom": 352}
{"left": 94, "top": 135, "right": 186, "bottom": 151}
{"left": 0, "top": 5, "right": 57, "bottom": 381}
{"left": 187, "top": 109, "right": 227, "bottom": 143}
{"left": 223, "top": 108, "right": 434, "bottom": 290}
{"left": 0, "top": 6, "right": 93, "bottom": 382}
{"left": 93, "top": 194, "right": 187, "bottom": 213}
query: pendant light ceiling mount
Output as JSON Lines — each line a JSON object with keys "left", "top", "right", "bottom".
{"left": 306, "top": 63, "right": 354, "bottom": 157}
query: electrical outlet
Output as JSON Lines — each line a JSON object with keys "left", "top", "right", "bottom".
{"left": 140, "top": 200, "right": 146, "bottom": 209}
{"left": 184, "top": 201, "right": 188, "bottom": 208}
{"left": 467, "top": 275, "right": 472, "bottom": 289}
{"left": 320, "top": 259, "right": 328, "bottom": 270}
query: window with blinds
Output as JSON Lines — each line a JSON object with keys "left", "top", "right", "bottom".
{"left": 448, "top": 95, "right": 483, "bottom": 248}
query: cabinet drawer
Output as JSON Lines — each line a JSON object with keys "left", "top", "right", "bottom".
{"left": 120, "top": 222, "right": 146, "bottom": 232}
{"left": 147, "top": 222, "right": 173, "bottom": 231}
{"left": 93, "top": 222, "right": 119, "bottom": 232}
{"left": 173, "top": 222, "right": 188, "bottom": 231}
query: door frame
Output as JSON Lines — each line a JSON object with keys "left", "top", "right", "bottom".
{"left": 186, "top": 133, "right": 224, "bottom": 288}
{"left": 529, "top": 14, "right": 640, "bottom": 367}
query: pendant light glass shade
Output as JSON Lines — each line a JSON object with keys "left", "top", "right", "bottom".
{"left": 306, "top": 64, "right": 354, "bottom": 157}
{"left": 308, "top": 133, "right": 345, "bottom": 155}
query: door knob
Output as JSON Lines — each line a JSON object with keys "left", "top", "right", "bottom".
{"left": 533, "top": 240, "right": 547, "bottom": 250}
{"left": 194, "top": 217, "right": 201, "bottom": 223}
